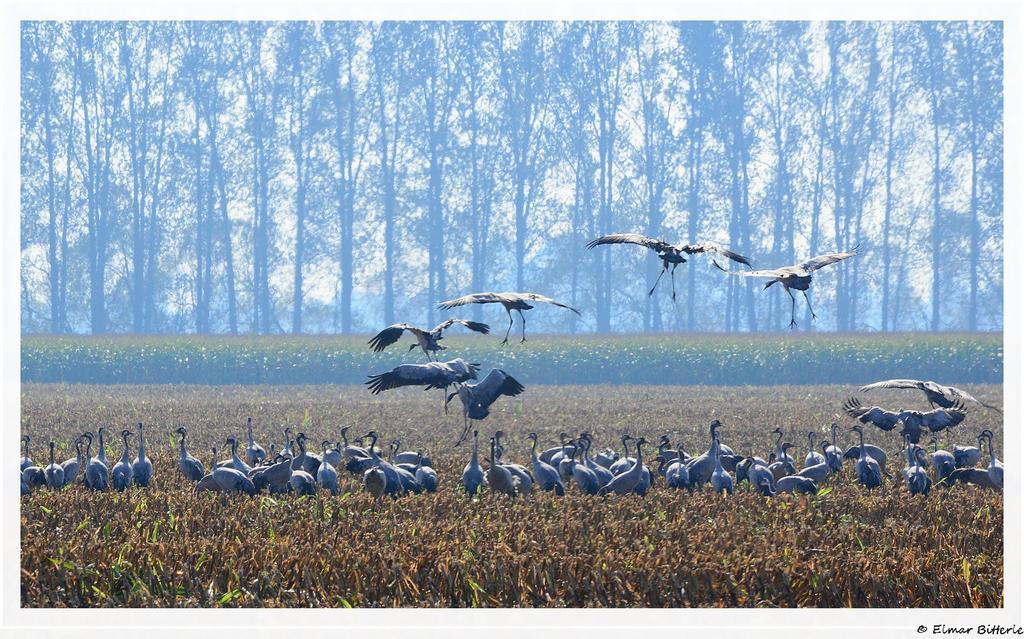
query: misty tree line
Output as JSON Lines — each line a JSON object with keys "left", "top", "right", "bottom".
{"left": 20, "top": 21, "right": 1002, "bottom": 335}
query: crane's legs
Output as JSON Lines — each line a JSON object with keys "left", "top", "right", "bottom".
{"left": 414, "top": 344, "right": 433, "bottom": 362}
{"left": 501, "top": 308, "right": 514, "bottom": 345}
{"left": 670, "top": 263, "right": 678, "bottom": 302}
{"left": 802, "top": 291, "right": 818, "bottom": 321}
{"left": 649, "top": 264, "right": 667, "bottom": 296}
{"left": 455, "top": 415, "right": 472, "bottom": 446}
{"left": 519, "top": 309, "right": 527, "bottom": 343}
{"left": 785, "top": 287, "right": 798, "bottom": 329}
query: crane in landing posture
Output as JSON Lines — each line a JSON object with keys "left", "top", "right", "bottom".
{"left": 586, "top": 233, "right": 751, "bottom": 301}
{"left": 446, "top": 369, "right": 526, "bottom": 445}
{"left": 859, "top": 379, "right": 1001, "bottom": 412}
{"left": 366, "top": 359, "right": 480, "bottom": 412}
{"left": 712, "top": 246, "right": 858, "bottom": 328}
{"left": 842, "top": 396, "right": 968, "bottom": 444}
{"left": 438, "top": 292, "right": 580, "bottom": 344}
{"left": 368, "top": 319, "right": 490, "bottom": 360}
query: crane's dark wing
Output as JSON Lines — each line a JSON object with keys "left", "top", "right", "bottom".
{"left": 586, "top": 233, "right": 673, "bottom": 253}
{"left": 913, "top": 402, "right": 968, "bottom": 433}
{"left": 366, "top": 363, "right": 452, "bottom": 394}
{"left": 437, "top": 292, "right": 504, "bottom": 310}
{"left": 681, "top": 243, "right": 752, "bottom": 266}
{"left": 519, "top": 293, "right": 582, "bottom": 315}
{"left": 842, "top": 397, "right": 901, "bottom": 431}
{"left": 473, "top": 369, "right": 526, "bottom": 405}
{"left": 796, "top": 248, "right": 858, "bottom": 274}
{"left": 712, "top": 261, "right": 786, "bottom": 278}
{"left": 367, "top": 324, "right": 421, "bottom": 352}
{"left": 431, "top": 318, "right": 490, "bottom": 335}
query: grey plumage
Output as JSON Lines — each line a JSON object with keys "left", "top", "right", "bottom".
{"left": 448, "top": 369, "right": 525, "bottom": 444}
{"left": 368, "top": 319, "right": 490, "bottom": 359}
{"left": 366, "top": 358, "right": 479, "bottom": 395}
{"left": 111, "top": 429, "right": 134, "bottom": 492}
{"left": 860, "top": 379, "right": 1000, "bottom": 412}
{"left": 713, "top": 247, "right": 858, "bottom": 328}
{"left": 527, "top": 433, "right": 564, "bottom": 496}
{"left": 131, "top": 422, "right": 153, "bottom": 488}
{"left": 176, "top": 427, "right": 205, "bottom": 482}
{"left": 438, "top": 291, "right": 581, "bottom": 344}
{"left": 843, "top": 396, "right": 968, "bottom": 444}
{"left": 587, "top": 233, "right": 751, "bottom": 301}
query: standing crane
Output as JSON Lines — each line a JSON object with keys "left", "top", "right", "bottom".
{"left": 60, "top": 438, "right": 84, "bottom": 488}
{"left": 245, "top": 417, "right": 267, "bottom": 466}
{"left": 44, "top": 442, "right": 64, "bottom": 490}
{"left": 438, "top": 292, "right": 581, "bottom": 344}
{"left": 586, "top": 233, "right": 751, "bottom": 301}
{"left": 902, "top": 432, "right": 932, "bottom": 495}
{"left": 712, "top": 247, "right": 859, "bottom": 327}
{"left": 850, "top": 425, "right": 882, "bottom": 489}
{"left": 368, "top": 319, "right": 490, "bottom": 360}
{"left": 527, "top": 433, "right": 564, "bottom": 496}
{"left": 20, "top": 435, "right": 33, "bottom": 472}
{"left": 462, "top": 429, "right": 485, "bottom": 498}
{"left": 131, "top": 422, "right": 153, "bottom": 488}
{"left": 175, "top": 427, "right": 205, "bottom": 482}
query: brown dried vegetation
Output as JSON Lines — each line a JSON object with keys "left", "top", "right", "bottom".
{"left": 21, "top": 383, "right": 1002, "bottom": 608}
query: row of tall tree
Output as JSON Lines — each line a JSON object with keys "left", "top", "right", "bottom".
{"left": 20, "top": 21, "right": 1003, "bottom": 334}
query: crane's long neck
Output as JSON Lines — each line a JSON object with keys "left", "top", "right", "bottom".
{"left": 121, "top": 434, "right": 131, "bottom": 462}
{"left": 341, "top": 429, "right": 349, "bottom": 447}
{"left": 368, "top": 435, "right": 380, "bottom": 462}
{"left": 633, "top": 440, "right": 644, "bottom": 474}
{"left": 138, "top": 424, "right": 146, "bottom": 456}
{"left": 807, "top": 433, "right": 814, "bottom": 455}
{"left": 247, "top": 419, "right": 255, "bottom": 446}
{"left": 987, "top": 436, "right": 997, "bottom": 466}
{"left": 98, "top": 429, "right": 106, "bottom": 457}
{"left": 49, "top": 442, "right": 55, "bottom": 466}
{"left": 76, "top": 440, "right": 83, "bottom": 463}
{"left": 713, "top": 437, "right": 723, "bottom": 472}
{"left": 23, "top": 437, "right": 29, "bottom": 460}
{"left": 489, "top": 438, "right": 497, "bottom": 467}
{"left": 857, "top": 430, "right": 867, "bottom": 461}
{"left": 470, "top": 432, "right": 479, "bottom": 469}
{"left": 530, "top": 438, "right": 538, "bottom": 462}
{"left": 179, "top": 433, "right": 187, "bottom": 457}
{"left": 622, "top": 437, "right": 629, "bottom": 457}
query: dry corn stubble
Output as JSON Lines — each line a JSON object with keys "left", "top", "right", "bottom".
{"left": 21, "top": 383, "right": 1003, "bottom": 608}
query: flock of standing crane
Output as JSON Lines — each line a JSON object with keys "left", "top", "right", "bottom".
{"left": 19, "top": 232, "right": 1002, "bottom": 500}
